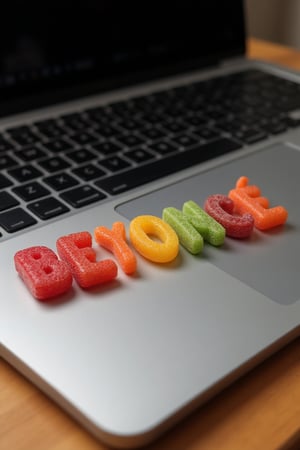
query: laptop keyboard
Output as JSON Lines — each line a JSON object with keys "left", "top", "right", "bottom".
{"left": 1, "top": 68, "right": 300, "bottom": 238}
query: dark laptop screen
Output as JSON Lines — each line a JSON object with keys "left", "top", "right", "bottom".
{"left": 0, "top": 1, "right": 245, "bottom": 112}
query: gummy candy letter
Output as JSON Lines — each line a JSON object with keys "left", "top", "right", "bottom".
{"left": 94, "top": 222, "right": 136, "bottom": 274}
{"left": 14, "top": 246, "right": 73, "bottom": 300}
{"left": 129, "top": 215, "right": 179, "bottom": 263}
{"left": 228, "top": 176, "right": 288, "bottom": 230}
{"left": 182, "top": 200, "right": 225, "bottom": 246}
{"left": 56, "top": 231, "right": 117, "bottom": 288}
{"left": 162, "top": 207, "right": 203, "bottom": 254}
{"left": 204, "top": 194, "right": 254, "bottom": 238}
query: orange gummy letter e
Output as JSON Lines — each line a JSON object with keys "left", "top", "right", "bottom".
{"left": 228, "top": 176, "right": 288, "bottom": 230}
{"left": 56, "top": 232, "right": 117, "bottom": 288}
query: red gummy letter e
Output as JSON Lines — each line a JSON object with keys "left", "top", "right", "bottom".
{"left": 56, "top": 231, "right": 117, "bottom": 288}
{"left": 14, "top": 246, "right": 73, "bottom": 301}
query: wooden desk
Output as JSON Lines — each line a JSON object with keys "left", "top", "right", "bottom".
{"left": 1, "top": 38, "right": 300, "bottom": 450}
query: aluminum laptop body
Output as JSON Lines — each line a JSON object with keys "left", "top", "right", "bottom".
{"left": 1, "top": 1, "right": 300, "bottom": 447}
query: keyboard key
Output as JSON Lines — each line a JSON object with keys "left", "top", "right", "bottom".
{"left": 100, "top": 156, "right": 131, "bottom": 172}
{"left": 163, "top": 106, "right": 186, "bottom": 119}
{"left": 28, "top": 197, "right": 69, "bottom": 220}
{"left": 16, "top": 146, "right": 47, "bottom": 162}
{"left": 109, "top": 101, "right": 136, "bottom": 117}
{"left": 184, "top": 116, "right": 209, "bottom": 127}
{"left": 72, "top": 164, "right": 106, "bottom": 181}
{"left": 66, "top": 148, "right": 95, "bottom": 164}
{"left": 94, "top": 124, "right": 121, "bottom": 138}
{"left": 0, "top": 191, "right": 19, "bottom": 211}
{"left": 124, "top": 148, "right": 155, "bottom": 164}
{"left": 34, "top": 120, "right": 66, "bottom": 139}
{"left": 193, "top": 127, "right": 220, "bottom": 140}
{"left": 84, "top": 106, "right": 112, "bottom": 123}
{"left": 7, "top": 127, "right": 40, "bottom": 146}
{"left": 43, "top": 172, "right": 79, "bottom": 191}
{"left": 13, "top": 133, "right": 41, "bottom": 147}
{"left": 140, "top": 127, "right": 166, "bottom": 141}
{"left": 0, "top": 155, "right": 18, "bottom": 170}
{"left": 116, "top": 118, "right": 145, "bottom": 131}
{"left": 6, "top": 125, "right": 32, "bottom": 135}
{"left": 0, "top": 173, "right": 13, "bottom": 189}
{"left": 95, "top": 138, "right": 241, "bottom": 195}
{"left": 0, "top": 208, "right": 37, "bottom": 233}
{"left": 148, "top": 140, "right": 179, "bottom": 155}
{"left": 92, "top": 141, "right": 122, "bottom": 156}
{"left": 161, "top": 120, "right": 187, "bottom": 134}
{"left": 69, "top": 131, "right": 98, "bottom": 146}
{"left": 8, "top": 165, "right": 43, "bottom": 182}
{"left": 131, "top": 95, "right": 155, "bottom": 112}
{"left": 13, "top": 182, "right": 50, "bottom": 202}
{"left": 234, "top": 128, "right": 268, "bottom": 144}
{"left": 116, "top": 134, "right": 145, "bottom": 148}
{"left": 207, "top": 109, "right": 228, "bottom": 121}
{"left": 0, "top": 136, "right": 14, "bottom": 152}
{"left": 216, "top": 120, "right": 241, "bottom": 133}
{"left": 39, "top": 156, "right": 70, "bottom": 173}
{"left": 60, "top": 113, "right": 90, "bottom": 131}
{"left": 139, "top": 112, "right": 164, "bottom": 125}
{"left": 60, "top": 185, "right": 106, "bottom": 208}
{"left": 171, "top": 133, "right": 198, "bottom": 148}
{"left": 43, "top": 138, "right": 74, "bottom": 153}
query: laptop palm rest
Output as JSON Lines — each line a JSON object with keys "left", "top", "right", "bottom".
{"left": 116, "top": 142, "right": 300, "bottom": 305}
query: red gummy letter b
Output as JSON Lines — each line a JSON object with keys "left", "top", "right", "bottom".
{"left": 14, "top": 246, "right": 73, "bottom": 301}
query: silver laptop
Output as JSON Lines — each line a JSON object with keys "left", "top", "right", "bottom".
{"left": 1, "top": 1, "right": 300, "bottom": 447}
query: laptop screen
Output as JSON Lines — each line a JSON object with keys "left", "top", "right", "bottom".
{"left": 0, "top": 1, "right": 245, "bottom": 113}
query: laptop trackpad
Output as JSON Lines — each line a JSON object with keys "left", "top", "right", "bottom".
{"left": 116, "top": 143, "right": 300, "bottom": 305}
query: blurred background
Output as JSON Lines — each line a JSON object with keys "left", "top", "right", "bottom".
{"left": 246, "top": 0, "right": 300, "bottom": 49}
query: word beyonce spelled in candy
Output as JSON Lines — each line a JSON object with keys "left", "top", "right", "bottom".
{"left": 14, "top": 177, "right": 288, "bottom": 300}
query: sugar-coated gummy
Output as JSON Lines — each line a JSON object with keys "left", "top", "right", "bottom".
{"left": 204, "top": 194, "right": 254, "bottom": 239}
{"left": 56, "top": 231, "right": 117, "bottom": 288}
{"left": 94, "top": 222, "right": 137, "bottom": 275}
{"left": 14, "top": 246, "right": 73, "bottom": 300}
{"left": 229, "top": 177, "right": 288, "bottom": 230}
{"left": 129, "top": 215, "right": 179, "bottom": 263}
{"left": 162, "top": 207, "right": 203, "bottom": 254}
{"left": 183, "top": 200, "right": 225, "bottom": 246}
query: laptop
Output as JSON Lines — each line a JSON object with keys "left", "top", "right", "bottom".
{"left": 1, "top": 1, "right": 300, "bottom": 447}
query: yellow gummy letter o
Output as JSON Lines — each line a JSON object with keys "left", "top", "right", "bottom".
{"left": 129, "top": 215, "right": 179, "bottom": 263}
